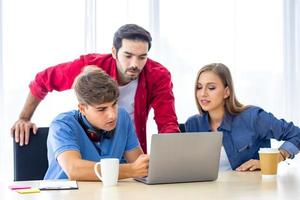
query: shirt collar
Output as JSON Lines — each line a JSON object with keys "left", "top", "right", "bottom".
{"left": 219, "top": 112, "right": 233, "bottom": 132}
{"left": 203, "top": 111, "right": 233, "bottom": 132}
{"left": 78, "top": 111, "right": 94, "bottom": 130}
{"left": 203, "top": 113, "right": 212, "bottom": 131}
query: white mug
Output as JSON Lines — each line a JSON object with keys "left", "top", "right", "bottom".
{"left": 94, "top": 158, "right": 119, "bottom": 186}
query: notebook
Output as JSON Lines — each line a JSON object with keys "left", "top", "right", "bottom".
{"left": 39, "top": 180, "right": 78, "bottom": 190}
{"left": 135, "top": 132, "right": 223, "bottom": 184}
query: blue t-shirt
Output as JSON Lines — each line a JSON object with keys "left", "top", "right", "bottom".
{"left": 185, "top": 106, "right": 300, "bottom": 170}
{"left": 44, "top": 108, "right": 139, "bottom": 179}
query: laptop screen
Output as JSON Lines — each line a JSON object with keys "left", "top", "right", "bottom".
{"left": 136, "top": 132, "right": 223, "bottom": 184}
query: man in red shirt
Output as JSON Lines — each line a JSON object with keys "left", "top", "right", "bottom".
{"left": 11, "top": 24, "right": 180, "bottom": 153}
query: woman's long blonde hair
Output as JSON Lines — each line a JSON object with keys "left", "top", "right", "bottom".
{"left": 194, "top": 63, "right": 249, "bottom": 115}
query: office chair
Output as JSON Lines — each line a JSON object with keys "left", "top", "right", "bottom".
{"left": 179, "top": 123, "right": 186, "bottom": 133}
{"left": 13, "top": 127, "right": 49, "bottom": 181}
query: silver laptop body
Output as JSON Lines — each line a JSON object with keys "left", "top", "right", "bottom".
{"left": 135, "top": 132, "right": 223, "bottom": 184}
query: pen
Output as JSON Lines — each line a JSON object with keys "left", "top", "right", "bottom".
{"left": 9, "top": 185, "right": 32, "bottom": 190}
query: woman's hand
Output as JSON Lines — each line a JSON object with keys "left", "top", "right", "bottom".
{"left": 235, "top": 159, "right": 260, "bottom": 172}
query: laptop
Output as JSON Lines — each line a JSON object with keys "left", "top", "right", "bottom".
{"left": 135, "top": 132, "right": 223, "bottom": 184}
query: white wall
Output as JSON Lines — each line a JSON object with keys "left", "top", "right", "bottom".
{"left": 1, "top": 0, "right": 85, "bottom": 180}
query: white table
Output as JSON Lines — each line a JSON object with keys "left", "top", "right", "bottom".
{"left": 3, "top": 161, "right": 300, "bottom": 200}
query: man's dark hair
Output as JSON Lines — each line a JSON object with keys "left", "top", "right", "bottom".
{"left": 113, "top": 24, "right": 152, "bottom": 53}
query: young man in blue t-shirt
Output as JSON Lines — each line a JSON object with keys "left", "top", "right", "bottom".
{"left": 44, "top": 66, "right": 149, "bottom": 180}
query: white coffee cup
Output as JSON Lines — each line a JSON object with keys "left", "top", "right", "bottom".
{"left": 94, "top": 158, "right": 119, "bottom": 186}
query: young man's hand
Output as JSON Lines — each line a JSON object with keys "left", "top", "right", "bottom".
{"left": 130, "top": 154, "right": 149, "bottom": 178}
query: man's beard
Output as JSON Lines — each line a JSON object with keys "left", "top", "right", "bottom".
{"left": 125, "top": 67, "right": 140, "bottom": 80}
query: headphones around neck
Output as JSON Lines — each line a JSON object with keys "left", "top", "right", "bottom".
{"left": 77, "top": 111, "right": 115, "bottom": 142}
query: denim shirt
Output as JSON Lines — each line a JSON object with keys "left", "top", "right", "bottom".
{"left": 185, "top": 106, "right": 300, "bottom": 170}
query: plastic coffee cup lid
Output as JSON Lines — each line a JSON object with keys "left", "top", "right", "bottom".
{"left": 258, "top": 148, "right": 279, "bottom": 153}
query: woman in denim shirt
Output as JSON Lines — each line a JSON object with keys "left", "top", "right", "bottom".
{"left": 185, "top": 63, "right": 300, "bottom": 171}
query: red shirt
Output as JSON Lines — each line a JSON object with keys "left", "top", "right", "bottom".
{"left": 29, "top": 53, "right": 180, "bottom": 152}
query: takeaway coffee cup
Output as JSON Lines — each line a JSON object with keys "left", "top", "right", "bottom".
{"left": 94, "top": 158, "right": 119, "bottom": 186}
{"left": 259, "top": 148, "right": 279, "bottom": 178}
